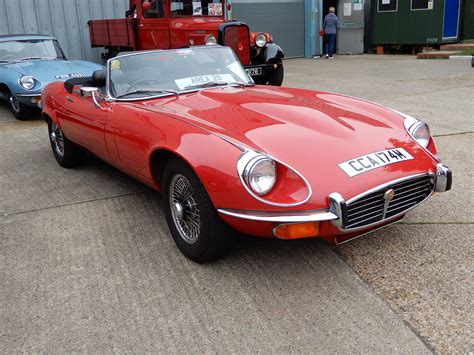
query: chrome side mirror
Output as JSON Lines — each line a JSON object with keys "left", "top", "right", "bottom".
{"left": 80, "top": 87, "right": 108, "bottom": 111}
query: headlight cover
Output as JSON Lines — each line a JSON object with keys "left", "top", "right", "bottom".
{"left": 237, "top": 149, "right": 312, "bottom": 206}
{"left": 244, "top": 156, "right": 277, "bottom": 196}
{"left": 255, "top": 33, "right": 267, "bottom": 48}
{"left": 205, "top": 35, "right": 217, "bottom": 45}
{"left": 403, "top": 115, "right": 431, "bottom": 148}
{"left": 20, "top": 76, "right": 36, "bottom": 90}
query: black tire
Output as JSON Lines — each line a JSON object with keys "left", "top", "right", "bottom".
{"left": 47, "top": 118, "right": 84, "bottom": 168}
{"left": 9, "top": 94, "right": 37, "bottom": 120}
{"left": 268, "top": 62, "right": 284, "bottom": 86}
{"left": 162, "top": 158, "right": 235, "bottom": 263}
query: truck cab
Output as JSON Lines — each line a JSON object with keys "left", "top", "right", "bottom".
{"left": 89, "top": 0, "right": 284, "bottom": 85}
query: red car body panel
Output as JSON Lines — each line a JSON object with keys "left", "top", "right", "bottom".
{"left": 42, "top": 82, "right": 442, "bottom": 242}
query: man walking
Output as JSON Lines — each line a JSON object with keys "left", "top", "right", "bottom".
{"left": 323, "top": 7, "right": 339, "bottom": 59}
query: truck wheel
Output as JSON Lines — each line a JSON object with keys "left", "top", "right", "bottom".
{"left": 47, "top": 119, "right": 84, "bottom": 168}
{"left": 268, "top": 63, "right": 284, "bottom": 86}
{"left": 9, "top": 94, "right": 36, "bottom": 120}
{"left": 162, "top": 158, "right": 235, "bottom": 263}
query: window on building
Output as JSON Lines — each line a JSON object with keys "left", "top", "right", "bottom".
{"left": 411, "top": 0, "right": 434, "bottom": 10}
{"left": 377, "top": 0, "right": 398, "bottom": 12}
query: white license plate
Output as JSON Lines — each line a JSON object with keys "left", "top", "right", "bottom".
{"left": 245, "top": 67, "right": 262, "bottom": 76}
{"left": 338, "top": 148, "right": 414, "bottom": 177}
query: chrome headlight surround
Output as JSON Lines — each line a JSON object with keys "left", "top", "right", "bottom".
{"left": 236, "top": 149, "right": 313, "bottom": 207}
{"left": 238, "top": 150, "right": 277, "bottom": 196}
{"left": 403, "top": 115, "right": 431, "bottom": 149}
{"left": 393, "top": 109, "right": 440, "bottom": 162}
{"left": 255, "top": 33, "right": 267, "bottom": 48}
{"left": 243, "top": 155, "right": 277, "bottom": 196}
{"left": 205, "top": 35, "right": 217, "bottom": 45}
{"left": 19, "top": 75, "right": 36, "bottom": 90}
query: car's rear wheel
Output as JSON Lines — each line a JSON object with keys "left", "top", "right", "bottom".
{"left": 47, "top": 119, "right": 84, "bottom": 168}
{"left": 162, "top": 158, "right": 235, "bottom": 263}
{"left": 9, "top": 94, "right": 36, "bottom": 120}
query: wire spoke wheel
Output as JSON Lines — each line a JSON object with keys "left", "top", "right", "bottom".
{"left": 9, "top": 95, "right": 20, "bottom": 113}
{"left": 50, "top": 121, "right": 65, "bottom": 157}
{"left": 169, "top": 174, "right": 201, "bottom": 244}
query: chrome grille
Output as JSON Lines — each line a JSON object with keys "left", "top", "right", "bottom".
{"left": 345, "top": 175, "right": 435, "bottom": 229}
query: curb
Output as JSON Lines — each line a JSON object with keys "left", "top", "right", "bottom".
{"left": 448, "top": 55, "right": 473, "bottom": 60}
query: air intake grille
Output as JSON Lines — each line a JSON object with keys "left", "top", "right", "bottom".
{"left": 345, "top": 175, "right": 435, "bottom": 229}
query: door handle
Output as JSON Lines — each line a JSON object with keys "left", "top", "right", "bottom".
{"left": 66, "top": 96, "right": 74, "bottom": 103}
{"left": 138, "top": 24, "right": 144, "bottom": 28}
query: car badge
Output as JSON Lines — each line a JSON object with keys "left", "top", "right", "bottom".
{"left": 384, "top": 189, "right": 395, "bottom": 202}
{"left": 382, "top": 189, "right": 395, "bottom": 219}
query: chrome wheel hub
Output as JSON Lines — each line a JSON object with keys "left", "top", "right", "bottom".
{"left": 169, "top": 174, "right": 200, "bottom": 244}
{"left": 173, "top": 202, "right": 184, "bottom": 220}
{"left": 50, "top": 121, "right": 65, "bottom": 157}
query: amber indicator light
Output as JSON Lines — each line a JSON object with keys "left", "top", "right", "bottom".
{"left": 274, "top": 222, "right": 320, "bottom": 240}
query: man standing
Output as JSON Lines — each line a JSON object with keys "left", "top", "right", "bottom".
{"left": 323, "top": 7, "right": 339, "bottom": 59}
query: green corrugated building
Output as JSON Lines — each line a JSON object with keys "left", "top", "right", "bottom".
{"left": 370, "top": 0, "right": 474, "bottom": 45}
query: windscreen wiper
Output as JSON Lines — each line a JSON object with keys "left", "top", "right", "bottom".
{"left": 116, "top": 88, "right": 179, "bottom": 99}
{"left": 184, "top": 81, "right": 253, "bottom": 90}
{"left": 20, "top": 56, "right": 55, "bottom": 61}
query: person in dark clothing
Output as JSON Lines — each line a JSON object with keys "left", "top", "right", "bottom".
{"left": 323, "top": 7, "right": 339, "bottom": 59}
{"left": 126, "top": 0, "right": 137, "bottom": 17}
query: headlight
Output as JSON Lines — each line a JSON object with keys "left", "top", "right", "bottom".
{"left": 255, "top": 33, "right": 267, "bottom": 48}
{"left": 403, "top": 115, "right": 431, "bottom": 148}
{"left": 205, "top": 35, "right": 217, "bottom": 45}
{"left": 245, "top": 157, "right": 277, "bottom": 196}
{"left": 20, "top": 76, "right": 35, "bottom": 90}
{"left": 410, "top": 122, "right": 431, "bottom": 148}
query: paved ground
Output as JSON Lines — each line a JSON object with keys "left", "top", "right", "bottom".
{"left": 1, "top": 55, "right": 473, "bottom": 353}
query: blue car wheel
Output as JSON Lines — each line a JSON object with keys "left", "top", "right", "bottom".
{"left": 9, "top": 93, "right": 36, "bottom": 120}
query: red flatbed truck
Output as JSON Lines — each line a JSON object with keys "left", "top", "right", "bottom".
{"left": 88, "top": 0, "right": 284, "bottom": 85}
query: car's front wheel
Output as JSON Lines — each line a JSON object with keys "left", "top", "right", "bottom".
{"left": 9, "top": 94, "right": 36, "bottom": 120}
{"left": 47, "top": 119, "right": 84, "bottom": 168}
{"left": 162, "top": 158, "right": 235, "bottom": 263}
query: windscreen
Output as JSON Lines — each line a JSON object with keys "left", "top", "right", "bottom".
{"left": 0, "top": 39, "right": 65, "bottom": 62}
{"left": 108, "top": 46, "right": 253, "bottom": 99}
{"left": 170, "top": 0, "right": 223, "bottom": 16}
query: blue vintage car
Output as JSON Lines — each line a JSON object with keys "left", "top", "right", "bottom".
{"left": 0, "top": 34, "right": 103, "bottom": 120}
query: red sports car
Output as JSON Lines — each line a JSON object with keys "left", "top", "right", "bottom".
{"left": 42, "top": 46, "right": 452, "bottom": 262}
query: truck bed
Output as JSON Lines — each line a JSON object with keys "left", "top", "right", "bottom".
{"left": 88, "top": 19, "right": 137, "bottom": 49}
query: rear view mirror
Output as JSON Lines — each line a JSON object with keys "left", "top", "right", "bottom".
{"left": 80, "top": 87, "right": 108, "bottom": 111}
{"left": 80, "top": 86, "right": 98, "bottom": 97}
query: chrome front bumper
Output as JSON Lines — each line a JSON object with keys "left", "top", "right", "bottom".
{"left": 218, "top": 163, "right": 452, "bottom": 228}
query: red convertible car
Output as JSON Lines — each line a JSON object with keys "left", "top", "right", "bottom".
{"left": 42, "top": 46, "right": 452, "bottom": 262}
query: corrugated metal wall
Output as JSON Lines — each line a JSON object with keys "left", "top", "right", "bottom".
{"left": 0, "top": 0, "right": 128, "bottom": 63}
{"left": 233, "top": 0, "right": 305, "bottom": 58}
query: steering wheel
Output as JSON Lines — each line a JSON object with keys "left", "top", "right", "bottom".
{"left": 129, "top": 78, "right": 161, "bottom": 91}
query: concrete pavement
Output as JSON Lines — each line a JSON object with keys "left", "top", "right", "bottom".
{"left": 1, "top": 55, "right": 473, "bottom": 353}
{"left": 284, "top": 55, "right": 473, "bottom": 354}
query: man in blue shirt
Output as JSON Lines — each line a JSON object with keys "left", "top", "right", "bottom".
{"left": 324, "top": 7, "right": 339, "bottom": 59}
